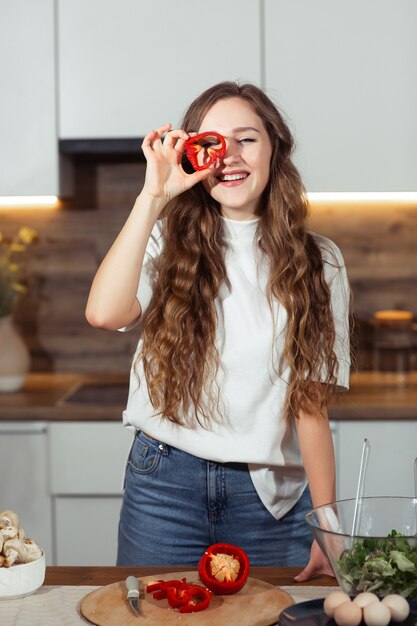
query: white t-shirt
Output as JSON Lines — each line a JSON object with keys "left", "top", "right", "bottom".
{"left": 121, "top": 216, "right": 350, "bottom": 519}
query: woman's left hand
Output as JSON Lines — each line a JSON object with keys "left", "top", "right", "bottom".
{"left": 293, "top": 540, "right": 334, "bottom": 582}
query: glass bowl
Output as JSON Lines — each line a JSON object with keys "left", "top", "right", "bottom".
{"left": 305, "top": 497, "right": 417, "bottom": 599}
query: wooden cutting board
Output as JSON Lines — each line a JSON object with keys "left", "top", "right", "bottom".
{"left": 79, "top": 569, "right": 293, "bottom": 626}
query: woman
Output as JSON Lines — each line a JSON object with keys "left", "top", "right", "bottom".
{"left": 86, "top": 81, "right": 351, "bottom": 581}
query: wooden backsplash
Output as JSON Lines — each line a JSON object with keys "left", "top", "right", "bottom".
{"left": 1, "top": 160, "right": 416, "bottom": 374}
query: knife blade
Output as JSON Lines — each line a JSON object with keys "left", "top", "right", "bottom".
{"left": 125, "top": 575, "right": 140, "bottom": 616}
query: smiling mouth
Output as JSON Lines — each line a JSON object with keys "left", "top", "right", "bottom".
{"left": 217, "top": 173, "right": 249, "bottom": 182}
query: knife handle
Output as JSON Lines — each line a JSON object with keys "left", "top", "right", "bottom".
{"left": 125, "top": 575, "right": 140, "bottom": 599}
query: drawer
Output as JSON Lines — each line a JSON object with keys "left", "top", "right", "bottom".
{"left": 49, "top": 422, "right": 134, "bottom": 494}
{"left": 54, "top": 496, "right": 122, "bottom": 565}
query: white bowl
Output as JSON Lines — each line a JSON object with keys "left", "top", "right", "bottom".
{"left": 0, "top": 553, "right": 45, "bottom": 599}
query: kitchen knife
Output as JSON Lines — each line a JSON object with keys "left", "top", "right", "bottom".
{"left": 125, "top": 576, "right": 140, "bottom": 616}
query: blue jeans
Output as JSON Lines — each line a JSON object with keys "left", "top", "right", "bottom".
{"left": 117, "top": 431, "right": 313, "bottom": 567}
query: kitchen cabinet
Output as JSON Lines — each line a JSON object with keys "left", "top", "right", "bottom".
{"left": 57, "top": 0, "right": 262, "bottom": 139}
{"left": 0, "top": 422, "right": 53, "bottom": 564}
{"left": 49, "top": 422, "right": 134, "bottom": 565}
{"left": 335, "top": 420, "right": 417, "bottom": 500}
{"left": 264, "top": 0, "right": 417, "bottom": 192}
{"left": 0, "top": 0, "right": 59, "bottom": 196}
{"left": 54, "top": 497, "right": 124, "bottom": 566}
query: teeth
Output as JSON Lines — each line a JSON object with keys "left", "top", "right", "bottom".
{"left": 220, "top": 173, "right": 248, "bottom": 181}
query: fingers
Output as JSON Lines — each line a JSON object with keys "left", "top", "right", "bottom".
{"left": 293, "top": 548, "right": 334, "bottom": 582}
{"left": 142, "top": 125, "right": 192, "bottom": 166}
{"left": 163, "top": 129, "right": 189, "bottom": 153}
{"left": 187, "top": 165, "right": 215, "bottom": 185}
{"left": 141, "top": 124, "right": 172, "bottom": 156}
{"left": 164, "top": 130, "right": 190, "bottom": 162}
{"left": 294, "top": 563, "right": 314, "bottom": 583}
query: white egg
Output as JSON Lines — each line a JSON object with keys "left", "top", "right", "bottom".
{"left": 382, "top": 595, "right": 410, "bottom": 622}
{"left": 334, "top": 600, "right": 362, "bottom": 626}
{"left": 353, "top": 592, "right": 380, "bottom": 608}
{"left": 363, "top": 600, "right": 391, "bottom": 626}
{"left": 324, "top": 591, "right": 352, "bottom": 617}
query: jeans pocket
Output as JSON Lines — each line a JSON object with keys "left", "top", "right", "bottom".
{"left": 128, "top": 431, "right": 163, "bottom": 475}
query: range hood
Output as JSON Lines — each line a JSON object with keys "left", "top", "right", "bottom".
{"left": 59, "top": 138, "right": 144, "bottom": 157}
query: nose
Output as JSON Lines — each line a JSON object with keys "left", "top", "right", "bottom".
{"left": 221, "top": 139, "right": 241, "bottom": 164}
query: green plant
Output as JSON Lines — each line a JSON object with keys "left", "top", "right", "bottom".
{"left": 0, "top": 227, "right": 38, "bottom": 318}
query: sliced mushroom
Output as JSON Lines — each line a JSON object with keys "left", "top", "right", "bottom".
{"left": 0, "top": 525, "right": 19, "bottom": 540}
{"left": 0, "top": 555, "right": 5, "bottom": 567}
{"left": 3, "top": 538, "right": 28, "bottom": 567}
{"left": 23, "top": 537, "right": 43, "bottom": 563}
{"left": 18, "top": 527, "right": 26, "bottom": 540}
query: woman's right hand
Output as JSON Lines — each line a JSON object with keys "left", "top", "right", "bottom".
{"left": 140, "top": 123, "right": 213, "bottom": 206}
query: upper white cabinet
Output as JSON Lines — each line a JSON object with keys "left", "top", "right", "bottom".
{"left": 264, "top": 0, "right": 417, "bottom": 192}
{"left": 3, "top": 2, "right": 415, "bottom": 195}
{"left": 0, "top": 0, "right": 59, "bottom": 196}
{"left": 57, "top": 0, "right": 262, "bottom": 139}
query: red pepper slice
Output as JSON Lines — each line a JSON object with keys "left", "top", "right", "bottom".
{"left": 178, "top": 584, "right": 211, "bottom": 613}
{"left": 146, "top": 577, "right": 212, "bottom": 613}
{"left": 184, "top": 131, "right": 226, "bottom": 171}
{"left": 165, "top": 580, "right": 195, "bottom": 608}
{"left": 146, "top": 578, "right": 187, "bottom": 592}
{"left": 198, "top": 542, "right": 250, "bottom": 595}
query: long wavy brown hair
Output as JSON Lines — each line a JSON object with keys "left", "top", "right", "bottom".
{"left": 137, "top": 81, "right": 342, "bottom": 426}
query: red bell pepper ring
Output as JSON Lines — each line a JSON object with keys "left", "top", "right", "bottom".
{"left": 198, "top": 542, "right": 250, "bottom": 595}
{"left": 178, "top": 584, "right": 211, "bottom": 613}
{"left": 146, "top": 578, "right": 187, "bottom": 601}
{"left": 146, "top": 577, "right": 212, "bottom": 613}
{"left": 184, "top": 131, "right": 226, "bottom": 171}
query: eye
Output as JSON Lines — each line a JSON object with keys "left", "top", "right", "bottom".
{"left": 238, "top": 137, "right": 256, "bottom": 144}
{"left": 201, "top": 140, "right": 221, "bottom": 148}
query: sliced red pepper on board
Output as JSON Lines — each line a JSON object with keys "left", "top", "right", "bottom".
{"left": 198, "top": 542, "right": 250, "bottom": 595}
{"left": 177, "top": 584, "right": 211, "bottom": 614}
{"left": 184, "top": 131, "right": 226, "bottom": 171}
{"left": 165, "top": 580, "right": 195, "bottom": 609}
{"left": 146, "top": 577, "right": 212, "bottom": 613}
{"left": 147, "top": 578, "right": 186, "bottom": 594}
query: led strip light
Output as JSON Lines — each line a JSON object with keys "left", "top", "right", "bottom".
{"left": 0, "top": 196, "right": 59, "bottom": 207}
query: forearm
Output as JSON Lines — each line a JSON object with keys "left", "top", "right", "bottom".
{"left": 85, "top": 192, "right": 166, "bottom": 330}
{"left": 295, "top": 404, "right": 336, "bottom": 508}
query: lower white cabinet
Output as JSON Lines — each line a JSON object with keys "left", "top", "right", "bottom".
{"left": 48, "top": 422, "right": 133, "bottom": 494}
{"left": 0, "top": 422, "right": 53, "bottom": 564}
{"left": 54, "top": 496, "right": 124, "bottom": 566}
{"left": 48, "top": 422, "right": 134, "bottom": 565}
{"left": 334, "top": 420, "right": 417, "bottom": 500}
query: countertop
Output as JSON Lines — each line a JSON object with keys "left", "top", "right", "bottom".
{"left": 44, "top": 565, "right": 337, "bottom": 587}
{"left": 0, "top": 371, "right": 416, "bottom": 421}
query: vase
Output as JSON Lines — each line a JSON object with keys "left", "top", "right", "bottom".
{"left": 0, "top": 315, "right": 30, "bottom": 392}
